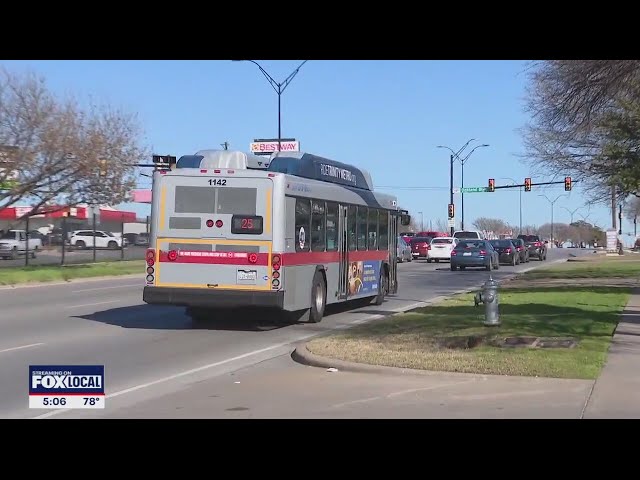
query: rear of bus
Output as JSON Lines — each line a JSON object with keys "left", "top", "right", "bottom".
{"left": 142, "top": 166, "right": 282, "bottom": 309}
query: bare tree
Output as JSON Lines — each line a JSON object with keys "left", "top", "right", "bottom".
{"left": 0, "top": 67, "right": 148, "bottom": 218}
{"left": 434, "top": 218, "right": 449, "bottom": 233}
{"left": 521, "top": 60, "right": 640, "bottom": 204}
{"left": 472, "top": 217, "right": 508, "bottom": 234}
{"left": 624, "top": 197, "right": 640, "bottom": 220}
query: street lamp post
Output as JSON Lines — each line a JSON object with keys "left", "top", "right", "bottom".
{"left": 437, "top": 139, "right": 476, "bottom": 236}
{"left": 500, "top": 177, "right": 522, "bottom": 236}
{"left": 561, "top": 206, "right": 583, "bottom": 225}
{"left": 538, "top": 194, "right": 568, "bottom": 247}
{"left": 233, "top": 60, "right": 308, "bottom": 152}
{"left": 459, "top": 143, "right": 489, "bottom": 229}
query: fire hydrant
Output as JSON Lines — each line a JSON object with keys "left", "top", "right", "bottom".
{"left": 474, "top": 275, "right": 500, "bottom": 326}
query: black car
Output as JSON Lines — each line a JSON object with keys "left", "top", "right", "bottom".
{"left": 517, "top": 234, "right": 547, "bottom": 261}
{"left": 489, "top": 239, "right": 519, "bottom": 266}
{"left": 510, "top": 238, "right": 529, "bottom": 263}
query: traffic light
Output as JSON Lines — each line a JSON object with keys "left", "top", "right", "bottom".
{"left": 488, "top": 178, "right": 495, "bottom": 192}
{"left": 524, "top": 177, "right": 532, "bottom": 192}
{"left": 448, "top": 203, "right": 455, "bottom": 219}
{"left": 564, "top": 176, "right": 572, "bottom": 191}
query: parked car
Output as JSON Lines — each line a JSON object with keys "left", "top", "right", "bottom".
{"left": 69, "top": 230, "right": 123, "bottom": 249}
{"left": 410, "top": 236, "right": 432, "bottom": 260}
{"left": 517, "top": 234, "right": 547, "bottom": 261}
{"left": 510, "top": 238, "right": 530, "bottom": 263}
{"left": 488, "top": 239, "right": 519, "bottom": 266}
{"left": 0, "top": 229, "right": 42, "bottom": 259}
{"left": 396, "top": 236, "right": 412, "bottom": 263}
{"left": 134, "top": 232, "right": 150, "bottom": 246}
{"left": 450, "top": 239, "right": 499, "bottom": 271}
{"left": 428, "top": 237, "right": 457, "bottom": 263}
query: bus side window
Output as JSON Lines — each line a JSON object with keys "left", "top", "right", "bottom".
{"left": 326, "top": 202, "right": 338, "bottom": 251}
{"left": 368, "top": 209, "right": 378, "bottom": 250}
{"left": 295, "top": 198, "right": 311, "bottom": 252}
{"left": 357, "top": 206, "right": 368, "bottom": 250}
{"left": 311, "top": 200, "right": 326, "bottom": 252}
{"left": 378, "top": 210, "right": 389, "bottom": 250}
{"left": 348, "top": 206, "right": 357, "bottom": 251}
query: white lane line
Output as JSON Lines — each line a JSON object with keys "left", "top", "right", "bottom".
{"left": 72, "top": 284, "right": 142, "bottom": 293}
{"left": 64, "top": 300, "right": 122, "bottom": 309}
{"left": 0, "top": 343, "right": 44, "bottom": 354}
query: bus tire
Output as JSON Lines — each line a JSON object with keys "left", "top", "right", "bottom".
{"left": 374, "top": 267, "right": 388, "bottom": 305}
{"left": 308, "top": 270, "right": 327, "bottom": 323}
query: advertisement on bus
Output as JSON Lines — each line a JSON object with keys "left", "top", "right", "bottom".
{"left": 348, "top": 260, "right": 380, "bottom": 296}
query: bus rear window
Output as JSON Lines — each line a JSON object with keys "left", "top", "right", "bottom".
{"left": 174, "top": 186, "right": 256, "bottom": 216}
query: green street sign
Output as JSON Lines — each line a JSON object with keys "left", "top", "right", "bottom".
{"left": 460, "top": 187, "right": 488, "bottom": 193}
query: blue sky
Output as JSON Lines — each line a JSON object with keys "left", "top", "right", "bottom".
{"left": 0, "top": 59, "right": 625, "bottom": 236}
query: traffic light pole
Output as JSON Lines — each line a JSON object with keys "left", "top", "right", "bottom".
{"left": 449, "top": 154, "right": 454, "bottom": 236}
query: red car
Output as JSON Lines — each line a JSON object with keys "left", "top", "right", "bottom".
{"left": 410, "top": 236, "right": 432, "bottom": 259}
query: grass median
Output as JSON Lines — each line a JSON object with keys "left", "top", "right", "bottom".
{"left": 0, "top": 261, "right": 145, "bottom": 286}
{"left": 307, "top": 257, "right": 638, "bottom": 379}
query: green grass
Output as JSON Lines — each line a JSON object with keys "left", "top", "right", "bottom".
{"left": 307, "top": 260, "right": 633, "bottom": 379}
{"left": 524, "top": 256, "right": 640, "bottom": 279}
{"left": 0, "top": 261, "right": 145, "bottom": 286}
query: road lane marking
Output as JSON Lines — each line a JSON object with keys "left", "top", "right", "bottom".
{"left": 33, "top": 257, "right": 568, "bottom": 419}
{"left": 65, "top": 300, "right": 122, "bottom": 309}
{"left": 0, "top": 343, "right": 44, "bottom": 354}
{"left": 72, "top": 284, "right": 142, "bottom": 293}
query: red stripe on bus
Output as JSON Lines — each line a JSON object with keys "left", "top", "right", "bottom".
{"left": 281, "top": 249, "right": 389, "bottom": 266}
{"left": 158, "top": 251, "right": 269, "bottom": 266}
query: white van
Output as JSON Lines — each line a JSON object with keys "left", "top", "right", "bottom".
{"left": 452, "top": 230, "right": 484, "bottom": 240}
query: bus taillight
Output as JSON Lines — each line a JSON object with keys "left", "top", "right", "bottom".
{"left": 146, "top": 249, "right": 155, "bottom": 266}
{"left": 248, "top": 253, "right": 258, "bottom": 264}
{"left": 272, "top": 254, "right": 282, "bottom": 290}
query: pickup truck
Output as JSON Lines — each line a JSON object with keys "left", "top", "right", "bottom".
{"left": 0, "top": 229, "right": 43, "bottom": 260}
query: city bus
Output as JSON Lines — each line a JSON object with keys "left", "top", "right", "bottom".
{"left": 142, "top": 149, "right": 410, "bottom": 323}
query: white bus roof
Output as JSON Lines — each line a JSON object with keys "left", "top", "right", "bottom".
{"left": 176, "top": 149, "right": 271, "bottom": 170}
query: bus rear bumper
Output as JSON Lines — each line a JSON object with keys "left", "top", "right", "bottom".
{"left": 143, "top": 286, "right": 284, "bottom": 309}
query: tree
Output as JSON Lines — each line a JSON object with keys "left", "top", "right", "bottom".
{"left": 0, "top": 67, "right": 148, "bottom": 218}
{"left": 624, "top": 197, "right": 640, "bottom": 220}
{"left": 434, "top": 218, "right": 449, "bottom": 233}
{"left": 472, "top": 217, "right": 508, "bottom": 234}
{"left": 521, "top": 60, "right": 640, "bottom": 204}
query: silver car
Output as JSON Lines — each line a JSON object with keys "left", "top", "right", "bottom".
{"left": 397, "top": 236, "right": 412, "bottom": 263}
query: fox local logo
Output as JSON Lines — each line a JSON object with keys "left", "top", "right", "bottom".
{"left": 31, "top": 370, "right": 102, "bottom": 389}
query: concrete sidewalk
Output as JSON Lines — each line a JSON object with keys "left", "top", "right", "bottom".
{"left": 583, "top": 287, "right": 640, "bottom": 418}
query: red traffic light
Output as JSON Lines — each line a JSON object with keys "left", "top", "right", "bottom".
{"left": 448, "top": 203, "right": 455, "bottom": 218}
{"left": 564, "top": 176, "right": 572, "bottom": 191}
{"left": 488, "top": 178, "right": 495, "bottom": 192}
{"left": 524, "top": 177, "right": 532, "bottom": 192}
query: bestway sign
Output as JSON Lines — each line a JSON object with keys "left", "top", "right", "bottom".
{"left": 250, "top": 140, "right": 300, "bottom": 154}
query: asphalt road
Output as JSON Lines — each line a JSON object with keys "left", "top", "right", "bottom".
{"left": 0, "top": 246, "right": 146, "bottom": 267}
{"left": 0, "top": 247, "right": 586, "bottom": 419}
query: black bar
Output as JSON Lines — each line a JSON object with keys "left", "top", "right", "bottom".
{"left": 92, "top": 212, "right": 97, "bottom": 263}
{"left": 25, "top": 214, "right": 30, "bottom": 267}
{"left": 61, "top": 215, "right": 66, "bottom": 266}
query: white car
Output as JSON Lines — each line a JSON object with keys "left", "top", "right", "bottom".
{"left": 69, "top": 230, "right": 123, "bottom": 249}
{"left": 453, "top": 230, "right": 484, "bottom": 240}
{"left": 428, "top": 237, "right": 458, "bottom": 262}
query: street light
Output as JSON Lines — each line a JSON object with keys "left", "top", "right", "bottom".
{"left": 561, "top": 206, "right": 583, "bottom": 225}
{"left": 500, "top": 176, "right": 522, "bottom": 236}
{"left": 458, "top": 143, "right": 489, "bottom": 229}
{"left": 538, "top": 194, "right": 569, "bottom": 247}
{"left": 437, "top": 139, "right": 476, "bottom": 236}
{"left": 233, "top": 60, "right": 308, "bottom": 152}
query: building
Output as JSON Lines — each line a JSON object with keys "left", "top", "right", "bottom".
{"left": 0, "top": 204, "right": 140, "bottom": 236}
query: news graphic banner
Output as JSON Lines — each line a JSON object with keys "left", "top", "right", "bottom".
{"left": 29, "top": 365, "right": 105, "bottom": 409}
